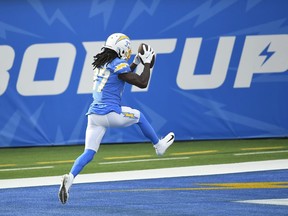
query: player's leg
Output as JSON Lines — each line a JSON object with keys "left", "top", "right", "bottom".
{"left": 114, "top": 106, "right": 159, "bottom": 144}
{"left": 105, "top": 107, "right": 158, "bottom": 143}
{"left": 59, "top": 114, "right": 106, "bottom": 204}
{"left": 110, "top": 106, "right": 175, "bottom": 155}
{"left": 137, "top": 111, "right": 175, "bottom": 155}
{"left": 68, "top": 115, "right": 106, "bottom": 184}
{"left": 77, "top": 115, "right": 107, "bottom": 175}
{"left": 137, "top": 111, "right": 159, "bottom": 144}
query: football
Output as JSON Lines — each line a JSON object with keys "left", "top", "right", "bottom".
{"left": 138, "top": 43, "right": 155, "bottom": 68}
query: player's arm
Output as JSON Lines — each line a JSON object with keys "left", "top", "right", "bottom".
{"left": 119, "top": 63, "right": 151, "bottom": 88}
{"left": 130, "top": 62, "right": 138, "bottom": 72}
{"left": 119, "top": 45, "right": 155, "bottom": 89}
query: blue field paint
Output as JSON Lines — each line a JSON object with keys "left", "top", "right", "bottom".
{"left": 0, "top": 170, "right": 287, "bottom": 216}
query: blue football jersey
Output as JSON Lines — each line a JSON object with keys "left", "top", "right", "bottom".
{"left": 87, "top": 57, "right": 131, "bottom": 115}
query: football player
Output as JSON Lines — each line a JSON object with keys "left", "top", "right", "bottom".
{"left": 58, "top": 33, "right": 175, "bottom": 204}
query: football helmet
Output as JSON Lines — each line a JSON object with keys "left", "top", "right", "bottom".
{"left": 103, "top": 33, "right": 132, "bottom": 60}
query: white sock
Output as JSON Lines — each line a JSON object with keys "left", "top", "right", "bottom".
{"left": 67, "top": 173, "right": 74, "bottom": 191}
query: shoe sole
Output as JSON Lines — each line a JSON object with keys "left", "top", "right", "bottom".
{"left": 58, "top": 179, "right": 68, "bottom": 204}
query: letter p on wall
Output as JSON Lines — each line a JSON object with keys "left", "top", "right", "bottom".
{"left": 234, "top": 35, "right": 288, "bottom": 88}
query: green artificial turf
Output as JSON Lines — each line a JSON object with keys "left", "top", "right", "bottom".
{"left": 0, "top": 138, "right": 287, "bottom": 179}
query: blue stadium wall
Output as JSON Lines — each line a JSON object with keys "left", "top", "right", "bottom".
{"left": 0, "top": 0, "right": 288, "bottom": 147}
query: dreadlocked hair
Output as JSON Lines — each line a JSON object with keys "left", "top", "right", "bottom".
{"left": 92, "top": 48, "right": 118, "bottom": 69}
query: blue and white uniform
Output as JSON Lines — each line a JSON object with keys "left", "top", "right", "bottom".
{"left": 84, "top": 57, "right": 144, "bottom": 151}
{"left": 59, "top": 34, "right": 174, "bottom": 205}
{"left": 87, "top": 58, "right": 130, "bottom": 115}
{"left": 69, "top": 57, "right": 159, "bottom": 177}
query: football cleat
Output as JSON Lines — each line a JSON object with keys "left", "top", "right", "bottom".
{"left": 154, "top": 132, "right": 175, "bottom": 156}
{"left": 58, "top": 174, "right": 72, "bottom": 204}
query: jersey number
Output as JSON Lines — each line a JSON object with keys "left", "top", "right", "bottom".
{"left": 93, "top": 68, "right": 110, "bottom": 92}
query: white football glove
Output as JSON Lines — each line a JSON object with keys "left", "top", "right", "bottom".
{"left": 139, "top": 45, "right": 155, "bottom": 64}
{"left": 133, "top": 53, "right": 141, "bottom": 65}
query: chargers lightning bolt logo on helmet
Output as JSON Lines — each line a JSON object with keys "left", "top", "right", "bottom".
{"left": 104, "top": 33, "right": 131, "bottom": 60}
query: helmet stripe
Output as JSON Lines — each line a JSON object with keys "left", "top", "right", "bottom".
{"left": 116, "top": 35, "right": 129, "bottom": 44}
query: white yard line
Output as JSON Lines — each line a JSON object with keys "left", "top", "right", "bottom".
{"left": 0, "top": 159, "right": 287, "bottom": 189}
{"left": 99, "top": 156, "right": 190, "bottom": 164}
{"left": 235, "top": 198, "right": 288, "bottom": 206}
{"left": 234, "top": 150, "right": 288, "bottom": 156}
{"left": 0, "top": 166, "right": 54, "bottom": 172}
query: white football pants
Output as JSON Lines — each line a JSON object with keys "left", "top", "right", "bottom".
{"left": 85, "top": 106, "right": 140, "bottom": 151}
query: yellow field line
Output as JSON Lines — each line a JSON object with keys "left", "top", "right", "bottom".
{"left": 36, "top": 160, "right": 74, "bottom": 165}
{"left": 241, "top": 146, "right": 284, "bottom": 151}
{"left": 171, "top": 150, "right": 218, "bottom": 156}
{"left": 101, "top": 182, "right": 288, "bottom": 192}
{"left": 104, "top": 155, "right": 152, "bottom": 160}
{"left": 0, "top": 164, "right": 16, "bottom": 167}
{"left": 199, "top": 182, "right": 288, "bottom": 189}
